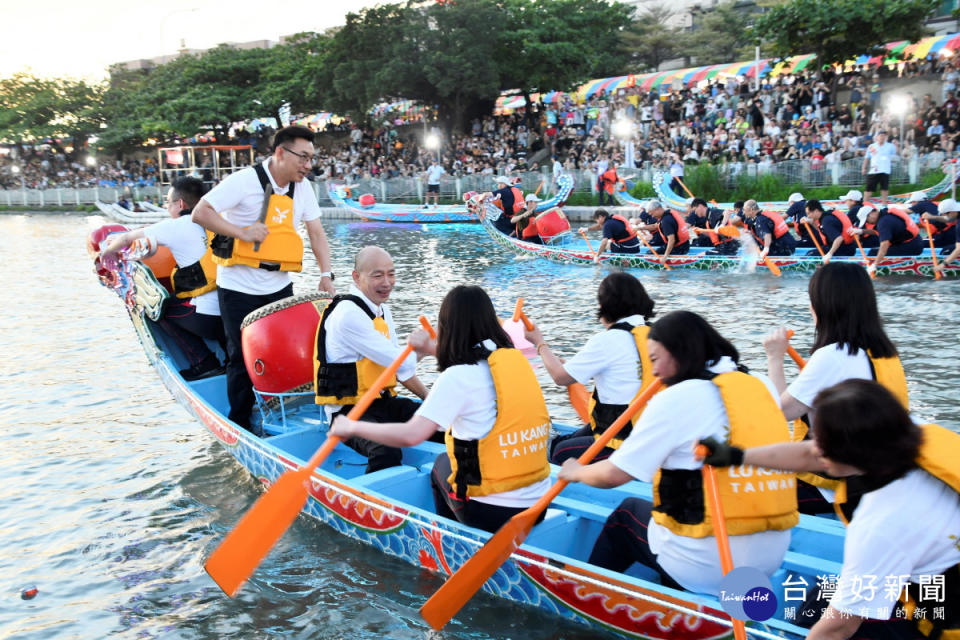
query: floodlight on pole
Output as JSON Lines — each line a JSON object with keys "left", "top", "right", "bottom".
{"left": 425, "top": 132, "right": 440, "bottom": 161}
{"left": 889, "top": 94, "right": 910, "bottom": 146}
{"left": 612, "top": 119, "right": 633, "bottom": 140}
{"left": 86, "top": 156, "right": 97, "bottom": 167}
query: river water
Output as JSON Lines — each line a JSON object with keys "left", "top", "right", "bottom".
{"left": 1, "top": 214, "right": 957, "bottom": 640}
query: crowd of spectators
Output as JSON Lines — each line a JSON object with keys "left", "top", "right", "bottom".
{"left": 3, "top": 56, "right": 958, "bottom": 192}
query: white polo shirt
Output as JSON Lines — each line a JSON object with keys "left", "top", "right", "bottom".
{"left": 416, "top": 340, "right": 551, "bottom": 508}
{"left": 563, "top": 315, "right": 646, "bottom": 405}
{"left": 609, "top": 358, "right": 791, "bottom": 596}
{"left": 786, "top": 343, "right": 873, "bottom": 427}
{"left": 201, "top": 157, "right": 322, "bottom": 295}
{"left": 830, "top": 468, "right": 960, "bottom": 618}
{"left": 321, "top": 286, "right": 417, "bottom": 422}
{"left": 143, "top": 214, "right": 219, "bottom": 316}
{"left": 866, "top": 141, "right": 897, "bottom": 175}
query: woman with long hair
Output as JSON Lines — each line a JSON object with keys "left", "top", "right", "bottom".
{"left": 331, "top": 285, "right": 552, "bottom": 533}
{"left": 558, "top": 310, "right": 796, "bottom": 595}
{"left": 523, "top": 272, "right": 657, "bottom": 465}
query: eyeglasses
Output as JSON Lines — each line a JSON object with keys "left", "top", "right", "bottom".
{"left": 282, "top": 146, "right": 314, "bottom": 165}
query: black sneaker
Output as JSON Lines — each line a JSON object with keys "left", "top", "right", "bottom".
{"left": 180, "top": 356, "right": 225, "bottom": 381}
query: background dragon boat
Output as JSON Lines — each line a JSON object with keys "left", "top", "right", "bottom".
{"left": 469, "top": 196, "right": 960, "bottom": 278}
{"left": 89, "top": 222, "right": 849, "bottom": 639}
{"left": 328, "top": 174, "right": 574, "bottom": 223}
{"left": 95, "top": 200, "right": 168, "bottom": 224}
{"left": 642, "top": 168, "right": 960, "bottom": 213}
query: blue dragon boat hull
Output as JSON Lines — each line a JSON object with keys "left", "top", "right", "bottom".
{"left": 94, "top": 235, "right": 851, "bottom": 639}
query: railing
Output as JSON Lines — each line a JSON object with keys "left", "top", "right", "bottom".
{"left": 3, "top": 152, "right": 952, "bottom": 208}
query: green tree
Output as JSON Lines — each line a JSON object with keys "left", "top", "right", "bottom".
{"left": 619, "top": 6, "right": 687, "bottom": 72}
{"left": 0, "top": 73, "right": 104, "bottom": 150}
{"left": 260, "top": 31, "right": 332, "bottom": 118}
{"left": 754, "top": 0, "right": 938, "bottom": 71}
{"left": 686, "top": 1, "right": 759, "bottom": 65}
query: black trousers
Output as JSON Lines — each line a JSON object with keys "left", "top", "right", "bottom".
{"left": 548, "top": 425, "right": 616, "bottom": 465}
{"left": 430, "top": 454, "right": 544, "bottom": 534}
{"left": 336, "top": 395, "right": 421, "bottom": 474}
{"left": 587, "top": 497, "right": 684, "bottom": 590}
{"left": 218, "top": 283, "right": 293, "bottom": 431}
{"left": 157, "top": 300, "right": 226, "bottom": 367}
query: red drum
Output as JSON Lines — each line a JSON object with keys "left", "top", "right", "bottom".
{"left": 240, "top": 293, "right": 331, "bottom": 394}
{"left": 358, "top": 193, "right": 376, "bottom": 208}
{"left": 142, "top": 247, "right": 177, "bottom": 279}
{"left": 535, "top": 207, "right": 571, "bottom": 242}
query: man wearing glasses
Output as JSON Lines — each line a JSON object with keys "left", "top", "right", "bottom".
{"left": 193, "top": 125, "right": 336, "bottom": 434}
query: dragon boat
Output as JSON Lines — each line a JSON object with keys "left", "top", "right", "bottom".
{"left": 645, "top": 168, "right": 960, "bottom": 213}
{"left": 469, "top": 196, "right": 960, "bottom": 278}
{"left": 95, "top": 200, "right": 168, "bottom": 224}
{"left": 89, "top": 222, "right": 849, "bottom": 640}
{"left": 328, "top": 174, "right": 574, "bottom": 223}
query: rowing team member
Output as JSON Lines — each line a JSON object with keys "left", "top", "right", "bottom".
{"left": 687, "top": 197, "right": 738, "bottom": 255}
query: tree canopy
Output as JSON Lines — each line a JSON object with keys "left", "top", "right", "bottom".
{"left": 0, "top": 73, "right": 103, "bottom": 146}
{"left": 754, "top": 0, "right": 939, "bottom": 70}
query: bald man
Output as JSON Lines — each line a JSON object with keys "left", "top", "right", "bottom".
{"left": 313, "top": 246, "right": 432, "bottom": 474}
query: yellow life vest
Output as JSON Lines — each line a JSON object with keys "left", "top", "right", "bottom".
{"left": 170, "top": 229, "right": 218, "bottom": 299}
{"left": 445, "top": 348, "right": 552, "bottom": 500}
{"left": 794, "top": 350, "right": 910, "bottom": 492}
{"left": 652, "top": 371, "right": 799, "bottom": 538}
{"left": 313, "top": 295, "right": 397, "bottom": 405}
{"left": 849, "top": 424, "right": 960, "bottom": 639}
{"left": 587, "top": 323, "right": 658, "bottom": 449}
{"left": 211, "top": 163, "right": 304, "bottom": 272}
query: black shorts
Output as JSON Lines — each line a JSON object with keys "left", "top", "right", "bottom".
{"left": 427, "top": 184, "right": 440, "bottom": 193}
{"left": 866, "top": 173, "right": 890, "bottom": 191}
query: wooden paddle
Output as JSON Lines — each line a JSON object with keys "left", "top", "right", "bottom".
{"left": 784, "top": 329, "right": 806, "bottom": 369}
{"left": 420, "top": 379, "right": 664, "bottom": 630}
{"left": 534, "top": 180, "right": 545, "bottom": 197}
{"left": 578, "top": 228, "right": 596, "bottom": 253}
{"left": 761, "top": 254, "right": 782, "bottom": 277}
{"left": 691, "top": 225, "right": 739, "bottom": 239}
{"left": 800, "top": 221, "right": 825, "bottom": 258}
{"left": 513, "top": 299, "right": 592, "bottom": 424}
{"left": 636, "top": 233, "right": 673, "bottom": 270}
{"left": 694, "top": 444, "right": 747, "bottom": 640}
{"left": 851, "top": 234, "right": 875, "bottom": 279}
{"left": 675, "top": 177, "right": 696, "bottom": 200}
{"left": 205, "top": 315, "right": 437, "bottom": 597}
{"left": 923, "top": 221, "right": 943, "bottom": 281}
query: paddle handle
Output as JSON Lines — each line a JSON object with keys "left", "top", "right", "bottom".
{"left": 535, "top": 380, "right": 663, "bottom": 510}
{"left": 850, "top": 233, "right": 874, "bottom": 279}
{"left": 675, "top": 177, "right": 696, "bottom": 200}
{"left": 924, "top": 221, "right": 943, "bottom": 280}
{"left": 695, "top": 445, "right": 748, "bottom": 640}
{"left": 578, "top": 228, "right": 595, "bottom": 253}
{"left": 801, "top": 221, "right": 825, "bottom": 258}
{"left": 303, "top": 316, "right": 435, "bottom": 472}
{"left": 637, "top": 233, "right": 672, "bottom": 270}
{"left": 784, "top": 329, "right": 806, "bottom": 369}
{"left": 762, "top": 255, "right": 781, "bottom": 277}
{"left": 512, "top": 298, "right": 524, "bottom": 323}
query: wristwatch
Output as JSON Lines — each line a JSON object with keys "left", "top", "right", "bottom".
{"left": 320, "top": 271, "right": 335, "bottom": 280}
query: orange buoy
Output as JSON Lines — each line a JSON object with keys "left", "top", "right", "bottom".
{"left": 358, "top": 193, "right": 376, "bottom": 208}
{"left": 240, "top": 293, "right": 331, "bottom": 394}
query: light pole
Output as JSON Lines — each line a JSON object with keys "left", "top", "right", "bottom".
{"left": 612, "top": 118, "right": 635, "bottom": 168}
{"left": 888, "top": 94, "right": 910, "bottom": 147}
{"left": 425, "top": 132, "right": 440, "bottom": 162}
{"left": 10, "top": 165, "right": 25, "bottom": 204}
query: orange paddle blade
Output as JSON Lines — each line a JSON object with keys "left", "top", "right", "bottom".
{"left": 205, "top": 463, "right": 316, "bottom": 597}
{"left": 420, "top": 380, "right": 663, "bottom": 630}
{"left": 420, "top": 511, "right": 538, "bottom": 629}
{"left": 713, "top": 225, "right": 740, "bottom": 239}
{"left": 206, "top": 316, "right": 435, "bottom": 597}
{"left": 567, "top": 383, "right": 591, "bottom": 424}
{"left": 763, "top": 256, "right": 781, "bottom": 277}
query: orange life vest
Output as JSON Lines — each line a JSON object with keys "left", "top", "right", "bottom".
{"left": 610, "top": 214, "right": 638, "bottom": 244}
{"left": 493, "top": 186, "right": 525, "bottom": 215}
{"left": 886, "top": 207, "right": 920, "bottom": 242}
{"left": 601, "top": 168, "right": 619, "bottom": 195}
{"left": 751, "top": 210, "right": 790, "bottom": 243}
{"left": 827, "top": 210, "right": 856, "bottom": 245}
{"left": 657, "top": 210, "right": 690, "bottom": 245}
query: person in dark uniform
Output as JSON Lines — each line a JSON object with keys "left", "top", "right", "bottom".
{"left": 785, "top": 192, "right": 816, "bottom": 247}
{"left": 934, "top": 217, "right": 960, "bottom": 276}
{"left": 740, "top": 199, "right": 797, "bottom": 257}
{"left": 918, "top": 196, "right": 959, "bottom": 250}
{"left": 802, "top": 198, "right": 858, "bottom": 260}
{"left": 485, "top": 176, "right": 524, "bottom": 236}
{"left": 593, "top": 208, "right": 641, "bottom": 256}
{"left": 851, "top": 205, "right": 925, "bottom": 274}
{"left": 644, "top": 200, "right": 690, "bottom": 263}
{"left": 686, "top": 197, "right": 738, "bottom": 254}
